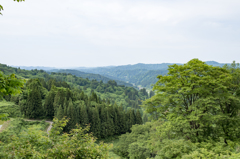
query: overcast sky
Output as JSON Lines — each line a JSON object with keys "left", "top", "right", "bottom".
{"left": 1, "top": 0, "right": 240, "bottom": 67}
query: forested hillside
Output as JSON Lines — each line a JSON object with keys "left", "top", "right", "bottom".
{"left": 14, "top": 61, "right": 228, "bottom": 89}
{"left": 49, "top": 69, "right": 134, "bottom": 87}
{"left": 76, "top": 61, "right": 227, "bottom": 88}
{"left": 0, "top": 63, "right": 151, "bottom": 109}
{"left": 112, "top": 59, "right": 240, "bottom": 158}
{"left": 1, "top": 60, "right": 240, "bottom": 158}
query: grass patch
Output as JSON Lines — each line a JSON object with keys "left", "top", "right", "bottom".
{"left": 0, "top": 120, "right": 4, "bottom": 125}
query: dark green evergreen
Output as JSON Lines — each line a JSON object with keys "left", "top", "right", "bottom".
{"left": 44, "top": 90, "right": 55, "bottom": 119}
{"left": 56, "top": 105, "right": 64, "bottom": 120}
{"left": 26, "top": 87, "right": 43, "bottom": 119}
{"left": 135, "top": 109, "right": 143, "bottom": 125}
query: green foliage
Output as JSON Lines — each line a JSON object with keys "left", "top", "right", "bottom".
{"left": 0, "top": 63, "right": 148, "bottom": 110}
{"left": 0, "top": 117, "right": 110, "bottom": 158}
{"left": 113, "top": 121, "right": 161, "bottom": 158}
{"left": 25, "top": 80, "right": 43, "bottom": 119}
{"left": 0, "top": 71, "right": 24, "bottom": 120}
{"left": 0, "top": 101, "right": 21, "bottom": 118}
{"left": 143, "top": 59, "right": 240, "bottom": 143}
{"left": 111, "top": 59, "right": 240, "bottom": 158}
{"left": 0, "top": 71, "right": 24, "bottom": 99}
{"left": 0, "top": 5, "right": 3, "bottom": 15}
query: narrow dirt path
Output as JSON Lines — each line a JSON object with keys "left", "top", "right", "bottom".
{"left": 24, "top": 119, "right": 53, "bottom": 134}
{"left": 46, "top": 121, "right": 53, "bottom": 134}
{"left": 0, "top": 120, "right": 11, "bottom": 133}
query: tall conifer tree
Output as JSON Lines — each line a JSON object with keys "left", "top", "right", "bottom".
{"left": 56, "top": 105, "right": 64, "bottom": 120}
{"left": 44, "top": 90, "right": 55, "bottom": 119}
{"left": 80, "top": 105, "right": 89, "bottom": 127}
{"left": 91, "top": 108, "right": 101, "bottom": 139}
{"left": 135, "top": 109, "right": 143, "bottom": 125}
{"left": 26, "top": 88, "right": 42, "bottom": 119}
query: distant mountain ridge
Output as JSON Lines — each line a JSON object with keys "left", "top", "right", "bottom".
{"left": 13, "top": 61, "right": 228, "bottom": 71}
{"left": 13, "top": 61, "right": 231, "bottom": 89}
{"left": 75, "top": 61, "right": 230, "bottom": 88}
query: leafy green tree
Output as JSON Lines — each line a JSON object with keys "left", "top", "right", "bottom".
{"left": 143, "top": 59, "right": 240, "bottom": 143}
{"left": 0, "top": 71, "right": 24, "bottom": 99}
{"left": 0, "top": 71, "right": 24, "bottom": 120}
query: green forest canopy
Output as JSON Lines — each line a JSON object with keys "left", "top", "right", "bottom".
{"left": 113, "top": 59, "right": 240, "bottom": 158}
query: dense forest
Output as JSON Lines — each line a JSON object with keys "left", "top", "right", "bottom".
{"left": 0, "top": 63, "right": 153, "bottom": 110}
{"left": 0, "top": 63, "right": 149, "bottom": 158}
{"left": 49, "top": 69, "right": 134, "bottom": 87}
{"left": 112, "top": 59, "right": 240, "bottom": 158}
{"left": 1, "top": 59, "right": 240, "bottom": 158}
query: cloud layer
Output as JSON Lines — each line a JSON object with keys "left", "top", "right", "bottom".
{"left": 1, "top": 0, "right": 240, "bottom": 67}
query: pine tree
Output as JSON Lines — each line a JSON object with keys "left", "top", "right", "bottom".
{"left": 26, "top": 88, "right": 43, "bottom": 119}
{"left": 118, "top": 106, "right": 127, "bottom": 134}
{"left": 142, "top": 113, "right": 148, "bottom": 124}
{"left": 44, "top": 90, "right": 55, "bottom": 119}
{"left": 56, "top": 105, "right": 64, "bottom": 120}
{"left": 75, "top": 105, "right": 81, "bottom": 124}
{"left": 53, "top": 92, "right": 61, "bottom": 117}
{"left": 100, "top": 106, "right": 107, "bottom": 138}
{"left": 80, "top": 91, "right": 84, "bottom": 100}
{"left": 106, "top": 111, "right": 115, "bottom": 137}
{"left": 113, "top": 111, "right": 120, "bottom": 135}
{"left": 91, "top": 108, "right": 101, "bottom": 139}
{"left": 66, "top": 98, "right": 76, "bottom": 131}
{"left": 130, "top": 109, "right": 136, "bottom": 126}
{"left": 63, "top": 97, "right": 68, "bottom": 117}
{"left": 80, "top": 105, "right": 89, "bottom": 127}
{"left": 126, "top": 109, "right": 133, "bottom": 132}
{"left": 135, "top": 109, "right": 143, "bottom": 125}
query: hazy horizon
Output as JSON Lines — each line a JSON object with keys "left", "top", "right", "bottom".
{"left": 7, "top": 60, "right": 229, "bottom": 69}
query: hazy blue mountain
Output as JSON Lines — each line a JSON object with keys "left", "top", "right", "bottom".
{"left": 13, "top": 61, "right": 230, "bottom": 89}
{"left": 76, "top": 61, "right": 230, "bottom": 89}
{"left": 205, "top": 61, "right": 227, "bottom": 67}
